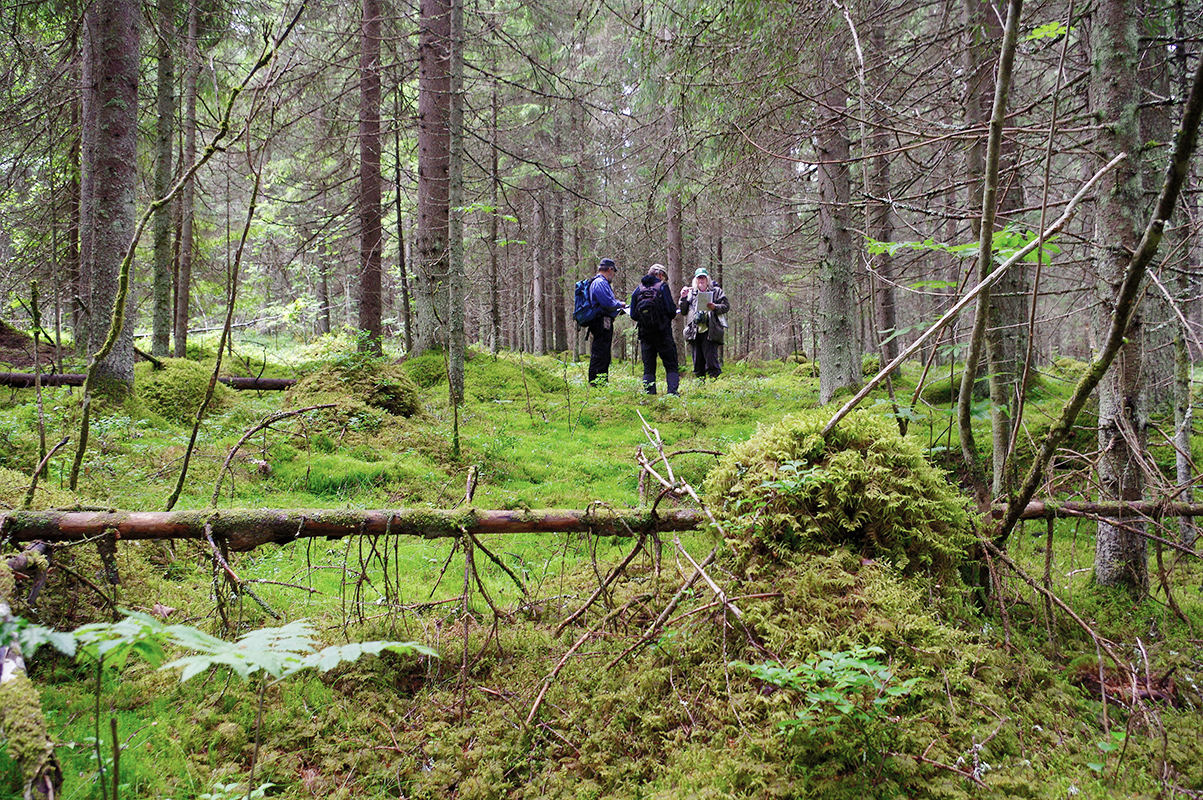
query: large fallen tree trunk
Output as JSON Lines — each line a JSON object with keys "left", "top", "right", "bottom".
{"left": 3, "top": 500, "right": 1202, "bottom": 554}
{"left": 0, "top": 507, "right": 706, "bottom": 551}
{"left": 0, "top": 372, "right": 295, "bottom": 390}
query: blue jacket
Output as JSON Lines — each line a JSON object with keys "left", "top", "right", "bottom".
{"left": 589, "top": 274, "right": 623, "bottom": 318}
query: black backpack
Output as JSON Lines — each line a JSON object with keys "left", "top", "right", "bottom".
{"left": 633, "top": 283, "right": 667, "bottom": 330}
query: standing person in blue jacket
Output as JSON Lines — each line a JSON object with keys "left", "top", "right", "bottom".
{"left": 679, "top": 267, "right": 730, "bottom": 380}
{"left": 587, "top": 258, "right": 625, "bottom": 384}
{"left": 630, "top": 264, "right": 679, "bottom": 395}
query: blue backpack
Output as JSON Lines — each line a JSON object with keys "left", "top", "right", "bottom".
{"left": 572, "top": 275, "right": 601, "bottom": 327}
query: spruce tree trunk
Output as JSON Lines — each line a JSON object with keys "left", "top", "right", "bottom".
{"left": 1090, "top": 0, "right": 1148, "bottom": 593}
{"left": 80, "top": 0, "right": 139, "bottom": 395}
{"left": 151, "top": 0, "right": 175, "bottom": 358}
{"left": 173, "top": 4, "right": 198, "bottom": 359}
{"left": 357, "top": 0, "right": 384, "bottom": 354}
{"left": 815, "top": 38, "right": 860, "bottom": 404}
{"left": 413, "top": 0, "right": 452, "bottom": 357}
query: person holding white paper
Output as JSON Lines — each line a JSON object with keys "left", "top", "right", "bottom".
{"left": 679, "top": 267, "right": 730, "bottom": 380}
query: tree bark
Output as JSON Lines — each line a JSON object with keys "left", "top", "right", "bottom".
{"left": 80, "top": 0, "right": 140, "bottom": 395}
{"left": 357, "top": 0, "right": 384, "bottom": 354}
{"left": 173, "top": 3, "right": 198, "bottom": 359}
{"left": 447, "top": 0, "right": 465, "bottom": 400}
{"left": 815, "top": 35, "right": 860, "bottom": 404}
{"left": 0, "top": 508, "right": 706, "bottom": 551}
{"left": 868, "top": 16, "right": 896, "bottom": 373}
{"left": 151, "top": 0, "right": 176, "bottom": 358}
{"left": 412, "top": 0, "right": 452, "bottom": 356}
{"left": 1091, "top": 0, "right": 1148, "bottom": 594}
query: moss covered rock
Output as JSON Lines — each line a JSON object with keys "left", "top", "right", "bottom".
{"left": 706, "top": 409, "right": 976, "bottom": 583}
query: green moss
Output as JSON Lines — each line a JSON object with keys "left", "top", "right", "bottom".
{"left": 706, "top": 409, "right": 976, "bottom": 584}
{"left": 400, "top": 351, "right": 449, "bottom": 388}
{"left": 0, "top": 672, "right": 57, "bottom": 796}
{"left": 288, "top": 359, "right": 423, "bottom": 418}
{"left": 0, "top": 467, "right": 75, "bottom": 510}
{"left": 135, "top": 358, "right": 232, "bottom": 425}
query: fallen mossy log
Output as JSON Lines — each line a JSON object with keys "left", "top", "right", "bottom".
{"left": 4, "top": 500, "right": 1203, "bottom": 554}
{"left": 0, "top": 507, "right": 706, "bottom": 552}
{"left": 0, "top": 372, "right": 295, "bottom": 390}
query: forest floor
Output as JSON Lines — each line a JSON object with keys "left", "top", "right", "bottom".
{"left": 0, "top": 320, "right": 61, "bottom": 369}
{"left": 0, "top": 327, "right": 1200, "bottom": 800}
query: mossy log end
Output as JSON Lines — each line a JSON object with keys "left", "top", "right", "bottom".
{"left": 0, "top": 508, "right": 707, "bottom": 552}
{"left": 0, "top": 550, "right": 61, "bottom": 800}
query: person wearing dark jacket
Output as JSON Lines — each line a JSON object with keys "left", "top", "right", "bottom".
{"left": 679, "top": 267, "right": 730, "bottom": 380}
{"left": 629, "top": 263, "right": 679, "bottom": 395}
{"left": 587, "top": 257, "right": 624, "bottom": 384}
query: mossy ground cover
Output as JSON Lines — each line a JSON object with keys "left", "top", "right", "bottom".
{"left": 0, "top": 334, "right": 1200, "bottom": 799}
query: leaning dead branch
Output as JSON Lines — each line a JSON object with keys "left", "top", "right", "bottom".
{"left": 822, "top": 151, "right": 1126, "bottom": 440}
{"left": 995, "top": 49, "right": 1203, "bottom": 545}
{"left": 210, "top": 404, "right": 336, "bottom": 505}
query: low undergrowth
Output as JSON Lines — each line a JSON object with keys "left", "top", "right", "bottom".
{"left": 0, "top": 337, "right": 1201, "bottom": 798}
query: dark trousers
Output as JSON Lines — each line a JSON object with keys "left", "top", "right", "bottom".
{"left": 640, "top": 328, "right": 679, "bottom": 393}
{"left": 588, "top": 317, "right": 614, "bottom": 383}
{"left": 690, "top": 335, "right": 722, "bottom": 378}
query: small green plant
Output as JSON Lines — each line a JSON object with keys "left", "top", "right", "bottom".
{"left": 1087, "top": 730, "right": 1127, "bottom": 774}
{"left": 739, "top": 646, "right": 919, "bottom": 775}
{"left": 192, "top": 780, "right": 274, "bottom": 800}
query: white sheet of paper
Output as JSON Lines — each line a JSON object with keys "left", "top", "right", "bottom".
{"left": 697, "top": 291, "right": 713, "bottom": 308}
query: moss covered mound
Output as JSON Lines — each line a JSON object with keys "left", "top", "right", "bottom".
{"left": 135, "top": 359, "right": 232, "bottom": 425}
{"left": 287, "top": 357, "right": 423, "bottom": 418}
{"left": 401, "top": 349, "right": 568, "bottom": 402}
{"left": 706, "top": 409, "right": 976, "bottom": 582}
{"left": 0, "top": 467, "right": 75, "bottom": 509}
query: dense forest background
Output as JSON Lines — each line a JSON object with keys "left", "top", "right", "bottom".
{"left": 6, "top": 1, "right": 1203, "bottom": 798}
{"left": 5, "top": 0, "right": 1195, "bottom": 365}
{"left": 1, "top": 0, "right": 1202, "bottom": 575}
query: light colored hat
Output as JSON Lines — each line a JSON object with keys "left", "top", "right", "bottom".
{"left": 694, "top": 267, "right": 709, "bottom": 278}
{"left": 649, "top": 263, "right": 668, "bottom": 278}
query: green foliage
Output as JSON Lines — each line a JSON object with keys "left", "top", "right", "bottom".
{"left": 707, "top": 409, "right": 976, "bottom": 581}
{"left": 866, "top": 226, "right": 1061, "bottom": 265}
{"left": 740, "top": 646, "right": 919, "bottom": 772}
{"left": 62, "top": 611, "right": 437, "bottom": 684}
{"left": 161, "top": 618, "right": 436, "bottom": 682}
{"left": 134, "top": 358, "right": 233, "bottom": 424}
{"left": 1027, "top": 20, "right": 1069, "bottom": 40}
{"left": 192, "top": 781, "right": 275, "bottom": 800}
